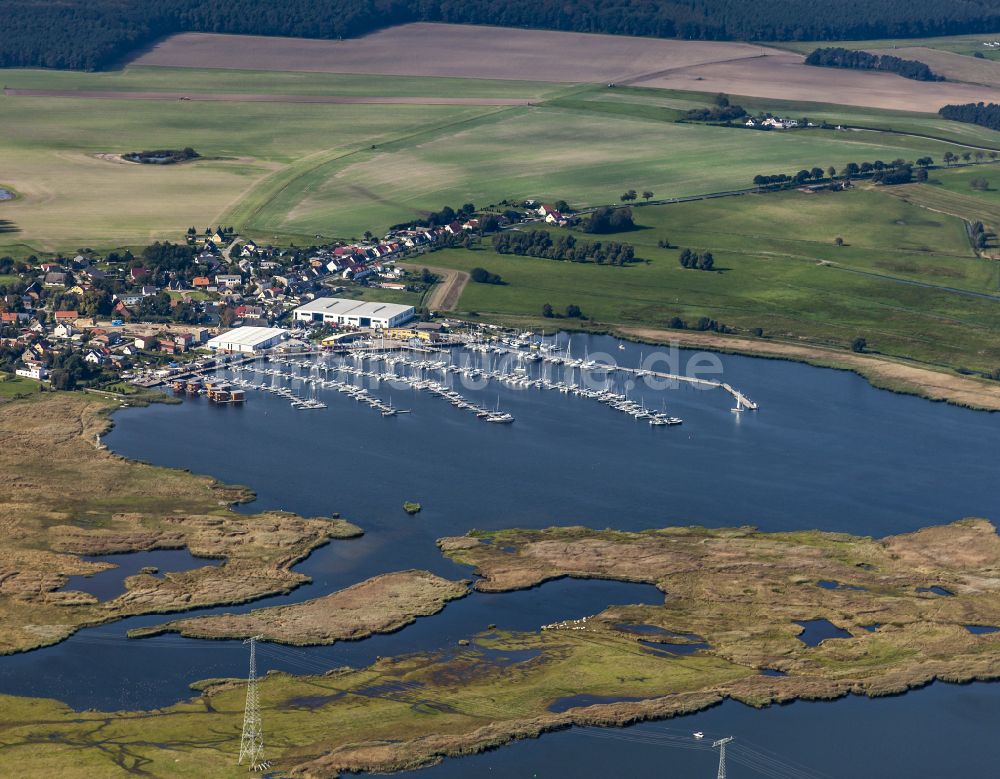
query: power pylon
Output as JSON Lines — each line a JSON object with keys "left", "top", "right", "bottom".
{"left": 238, "top": 635, "right": 270, "bottom": 772}
{"left": 712, "top": 736, "right": 734, "bottom": 779}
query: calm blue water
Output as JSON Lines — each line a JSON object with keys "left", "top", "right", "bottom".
{"left": 5, "top": 334, "right": 1000, "bottom": 776}
{"left": 60, "top": 549, "right": 222, "bottom": 600}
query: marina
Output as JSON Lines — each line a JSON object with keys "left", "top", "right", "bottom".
{"left": 180, "top": 332, "right": 760, "bottom": 425}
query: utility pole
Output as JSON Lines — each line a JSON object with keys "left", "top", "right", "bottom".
{"left": 713, "top": 736, "right": 734, "bottom": 779}
{"left": 238, "top": 635, "right": 270, "bottom": 772}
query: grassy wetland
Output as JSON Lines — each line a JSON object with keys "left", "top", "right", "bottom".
{"left": 3, "top": 512, "right": 1000, "bottom": 776}
{"left": 0, "top": 391, "right": 361, "bottom": 655}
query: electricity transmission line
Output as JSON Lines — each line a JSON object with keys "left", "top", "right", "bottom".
{"left": 238, "top": 635, "right": 270, "bottom": 772}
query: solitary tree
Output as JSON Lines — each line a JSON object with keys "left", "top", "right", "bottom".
{"left": 642, "top": 190, "right": 654, "bottom": 201}
{"left": 542, "top": 303, "right": 554, "bottom": 318}
{"left": 827, "top": 165, "right": 837, "bottom": 179}
{"left": 834, "top": 236, "right": 844, "bottom": 246}
{"left": 851, "top": 337, "right": 867, "bottom": 353}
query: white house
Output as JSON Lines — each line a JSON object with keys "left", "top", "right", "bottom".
{"left": 16, "top": 365, "right": 47, "bottom": 380}
{"left": 215, "top": 274, "right": 243, "bottom": 289}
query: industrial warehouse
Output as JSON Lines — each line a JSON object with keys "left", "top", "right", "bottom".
{"left": 292, "top": 297, "right": 415, "bottom": 329}
{"left": 203, "top": 326, "right": 290, "bottom": 353}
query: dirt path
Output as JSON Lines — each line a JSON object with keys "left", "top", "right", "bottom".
{"left": 616, "top": 326, "right": 1000, "bottom": 411}
{"left": 2, "top": 88, "right": 535, "bottom": 106}
{"left": 402, "top": 264, "right": 469, "bottom": 311}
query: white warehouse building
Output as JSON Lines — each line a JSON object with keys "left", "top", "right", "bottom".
{"left": 293, "top": 297, "right": 415, "bottom": 329}
{"left": 203, "top": 326, "right": 290, "bottom": 353}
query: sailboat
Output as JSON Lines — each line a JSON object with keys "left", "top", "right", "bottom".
{"left": 486, "top": 393, "right": 514, "bottom": 424}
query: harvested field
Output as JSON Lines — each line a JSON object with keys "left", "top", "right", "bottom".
{"left": 627, "top": 51, "right": 1000, "bottom": 111}
{"left": 130, "top": 24, "right": 1000, "bottom": 112}
{"left": 2, "top": 88, "right": 535, "bottom": 106}
{"left": 131, "top": 24, "right": 781, "bottom": 83}
{"left": 868, "top": 47, "right": 1000, "bottom": 89}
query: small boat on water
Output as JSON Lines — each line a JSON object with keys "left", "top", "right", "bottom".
{"left": 693, "top": 732, "right": 704, "bottom": 740}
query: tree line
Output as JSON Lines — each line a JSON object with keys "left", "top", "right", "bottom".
{"left": 3, "top": 0, "right": 999, "bottom": 71}
{"left": 752, "top": 158, "right": 928, "bottom": 188}
{"left": 492, "top": 231, "right": 637, "bottom": 265}
{"left": 804, "top": 47, "right": 942, "bottom": 81}
{"left": 939, "top": 103, "right": 1000, "bottom": 132}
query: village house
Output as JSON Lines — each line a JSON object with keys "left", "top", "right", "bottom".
{"left": 133, "top": 334, "right": 158, "bottom": 351}
{"left": 44, "top": 272, "right": 67, "bottom": 287}
{"left": 16, "top": 364, "right": 48, "bottom": 380}
{"left": 84, "top": 348, "right": 108, "bottom": 365}
{"left": 215, "top": 274, "right": 242, "bottom": 289}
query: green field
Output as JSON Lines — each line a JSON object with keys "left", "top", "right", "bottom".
{"left": 0, "top": 374, "right": 41, "bottom": 398}
{"left": 3, "top": 66, "right": 1000, "bottom": 254}
{"left": 423, "top": 187, "right": 1000, "bottom": 373}
{"left": 241, "top": 102, "right": 980, "bottom": 240}
{"left": 2, "top": 66, "right": 564, "bottom": 99}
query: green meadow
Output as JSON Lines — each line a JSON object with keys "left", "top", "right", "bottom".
{"left": 422, "top": 187, "right": 1000, "bottom": 373}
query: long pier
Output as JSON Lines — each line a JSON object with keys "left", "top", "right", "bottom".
{"left": 462, "top": 341, "right": 759, "bottom": 411}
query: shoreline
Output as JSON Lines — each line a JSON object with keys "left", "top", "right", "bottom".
{"left": 612, "top": 325, "right": 1000, "bottom": 411}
